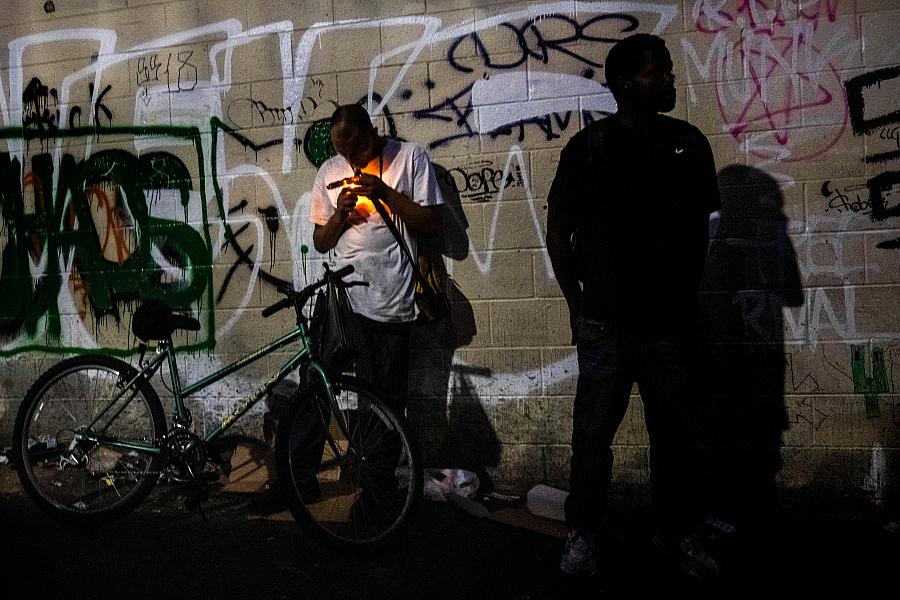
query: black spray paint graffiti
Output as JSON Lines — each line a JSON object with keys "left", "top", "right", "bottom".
{"left": 0, "top": 148, "right": 210, "bottom": 341}
{"left": 412, "top": 81, "right": 606, "bottom": 149}
{"left": 258, "top": 206, "right": 280, "bottom": 269}
{"left": 69, "top": 82, "right": 113, "bottom": 130}
{"left": 821, "top": 181, "right": 876, "bottom": 215}
{"left": 135, "top": 51, "right": 198, "bottom": 106}
{"left": 411, "top": 12, "right": 639, "bottom": 150}
{"left": 22, "top": 78, "right": 58, "bottom": 132}
{"left": 225, "top": 78, "right": 327, "bottom": 129}
{"left": 22, "top": 78, "right": 114, "bottom": 131}
{"left": 846, "top": 66, "right": 900, "bottom": 161}
{"left": 441, "top": 161, "right": 526, "bottom": 202}
{"left": 446, "top": 12, "right": 638, "bottom": 74}
{"left": 844, "top": 68, "right": 900, "bottom": 249}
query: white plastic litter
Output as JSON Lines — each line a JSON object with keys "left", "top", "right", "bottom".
{"left": 526, "top": 484, "right": 569, "bottom": 521}
{"left": 423, "top": 468, "right": 480, "bottom": 502}
{"left": 422, "top": 468, "right": 488, "bottom": 517}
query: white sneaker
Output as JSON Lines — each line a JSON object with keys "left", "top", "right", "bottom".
{"left": 560, "top": 530, "right": 597, "bottom": 576}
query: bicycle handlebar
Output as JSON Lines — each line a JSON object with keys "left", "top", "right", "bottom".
{"left": 261, "top": 264, "right": 356, "bottom": 318}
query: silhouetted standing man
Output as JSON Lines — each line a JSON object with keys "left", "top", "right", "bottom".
{"left": 546, "top": 34, "right": 720, "bottom": 578}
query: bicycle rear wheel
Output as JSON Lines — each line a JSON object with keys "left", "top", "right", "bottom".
{"left": 275, "top": 375, "right": 422, "bottom": 552}
{"left": 13, "top": 355, "right": 166, "bottom": 522}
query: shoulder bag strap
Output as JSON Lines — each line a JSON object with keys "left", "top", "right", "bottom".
{"left": 369, "top": 191, "right": 431, "bottom": 293}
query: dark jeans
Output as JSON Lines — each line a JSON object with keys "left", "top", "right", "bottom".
{"left": 354, "top": 315, "right": 413, "bottom": 415}
{"left": 564, "top": 316, "right": 698, "bottom": 537}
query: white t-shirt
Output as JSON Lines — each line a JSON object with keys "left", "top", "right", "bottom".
{"left": 309, "top": 139, "right": 444, "bottom": 322}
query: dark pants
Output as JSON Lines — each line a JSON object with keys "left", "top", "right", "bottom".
{"left": 288, "top": 315, "right": 412, "bottom": 500}
{"left": 565, "top": 316, "right": 698, "bottom": 537}
{"left": 354, "top": 315, "right": 413, "bottom": 415}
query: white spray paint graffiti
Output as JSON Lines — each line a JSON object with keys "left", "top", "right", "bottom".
{"left": 0, "top": 0, "right": 894, "bottom": 404}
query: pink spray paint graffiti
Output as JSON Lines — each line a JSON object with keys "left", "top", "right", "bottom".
{"left": 688, "top": 0, "right": 857, "bottom": 162}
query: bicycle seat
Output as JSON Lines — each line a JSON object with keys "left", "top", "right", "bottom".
{"left": 131, "top": 299, "right": 201, "bottom": 341}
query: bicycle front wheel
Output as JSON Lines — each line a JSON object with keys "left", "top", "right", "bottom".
{"left": 275, "top": 375, "right": 423, "bottom": 552}
{"left": 13, "top": 355, "right": 166, "bottom": 522}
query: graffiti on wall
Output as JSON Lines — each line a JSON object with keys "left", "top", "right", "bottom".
{"left": 0, "top": 0, "right": 894, "bottom": 372}
{"left": 0, "top": 126, "right": 213, "bottom": 355}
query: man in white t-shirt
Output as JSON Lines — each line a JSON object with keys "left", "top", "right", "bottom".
{"left": 309, "top": 104, "right": 444, "bottom": 413}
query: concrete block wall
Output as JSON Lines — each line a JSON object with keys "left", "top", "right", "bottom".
{"left": 0, "top": 0, "right": 897, "bottom": 502}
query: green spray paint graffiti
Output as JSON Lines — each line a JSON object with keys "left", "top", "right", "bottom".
{"left": 0, "top": 125, "right": 214, "bottom": 356}
{"left": 851, "top": 345, "right": 889, "bottom": 418}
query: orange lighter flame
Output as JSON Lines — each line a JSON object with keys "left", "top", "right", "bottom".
{"left": 342, "top": 182, "right": 382, "bottom": 217}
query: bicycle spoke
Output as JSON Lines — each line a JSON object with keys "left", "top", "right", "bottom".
{"left": 277, "top": 376, "right": 421, "bottom": 550}
{"left": 15, "top": 356, "right": 164, "bottom": 522}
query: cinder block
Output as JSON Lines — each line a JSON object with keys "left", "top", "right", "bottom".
{"left": 865, "top": 232, "right": 900, "bottom": 284}
{"left": 784, "top": 342, "right": 859, "bottom": 395}
{"left": 541, "top": 347, "right": 578, "bottom": 396}
{"left": 477, "top": 199, "right": 544, "bottom": 251}
{"left": 302, "top": 23, "right": 384, "bottom": 76}
{"left": 421, "top": 8, "right": 477, "bottom": 64}
{"left": 164, "top": 0, "right": 248, "bottom": 30}
{"left": 796, "top": 232, "right": 868, "bottom": 286}
{"left": 451, "top": 347, "right": 542, "bottom": 397}
{"left": 245, "top": 0, "right": 333, "bottom": 29}
{"left": 533, "top": 250, "right": 564, "bottom": 300}
{"left": 489, "top": 298, "right": 569, "bottom": 347}
{"left": 450, "top": 249, "right": 534, "bottom": 299}
{"left": 486, "top": 442, "right": 545, "bottom": 491}
{"left": 334, "top": 0, "right": 425, "bottom": 21}
{"left": 545, "top": 395, "right": 574, "bottom": 445}
{"left": 542, "top": 444, "right": 570, "bottom": 488}
{"left": 477, "top": 396, "right": 548, "bottom": 444}
{"left": 753, "top": 124, "right": 866, "bottom": 180}
{"left": 379, "top": 19, "right": 438, "bottom": 68}
{"left": 478, "top": 104, "right": 579, "bottom": 154}
{"left": 336, "top": 62, "right": 430, "bottom": 113}
{"left": 853, "top": 284, "right": 900, "bottom": 338}
{"left": 390, "top": 107, "right": 482, "bottom": 159}
{"left": 777, "top": 446, "right": 892, "bottom": 496}
{"left": 811, "top": 394, "right": 900, "bottom": 447}
{"left": 862, "top": 10, "right": 900, "bottom": 68}
{"left": 707, "top": 132, "right": 746, "bottom": 174}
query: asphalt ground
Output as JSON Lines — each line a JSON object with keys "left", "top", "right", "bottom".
{"left": 1, "top": 462, "right": 897, "bottom": 599}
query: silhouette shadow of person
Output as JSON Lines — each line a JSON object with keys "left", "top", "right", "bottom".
{"left": 696, "top": 165, "right": 803, "bottom": 534}
{"left": 408, "top": 163, "right": 502, "bottom": 491}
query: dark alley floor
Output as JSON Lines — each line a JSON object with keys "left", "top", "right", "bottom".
{"left": 1, "top": 463, "right": 897, "bottom": 599}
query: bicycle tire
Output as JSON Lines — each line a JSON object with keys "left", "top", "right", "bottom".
{"left": 13, "top": 355, "right": 166, "bottom": 523}
{"left": 275, "top": 375, "right": 423, "bottom": 552}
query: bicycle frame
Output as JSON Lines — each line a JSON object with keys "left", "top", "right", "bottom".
{"left": 77, "top": 318, "right": 346, "bottom": 455}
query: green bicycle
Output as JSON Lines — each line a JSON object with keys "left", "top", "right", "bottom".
{"left": 12, "top": 265, "right": 423, "bottom": 551}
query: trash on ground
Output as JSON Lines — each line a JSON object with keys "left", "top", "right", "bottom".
{"left": 704, "top": 514, "right": 737, "bottom": 535}
{"left": 423, "top": 468, "right": 480, "bottom": 502}
{"left": 476, "top": 491, "right": 523, "bottom": 512}
{"left": 423, "top": 468, "right": 488, "bottom": 517}
{"left": 526, "top": 484, "right": 568, "bottom": 521}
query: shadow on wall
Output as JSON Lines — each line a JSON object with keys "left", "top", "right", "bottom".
{"left": 696, "top": 165, "right": 803, "bottom": 527}
{"left": 408, "top": 164, "right": 502, "bottom": 489}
